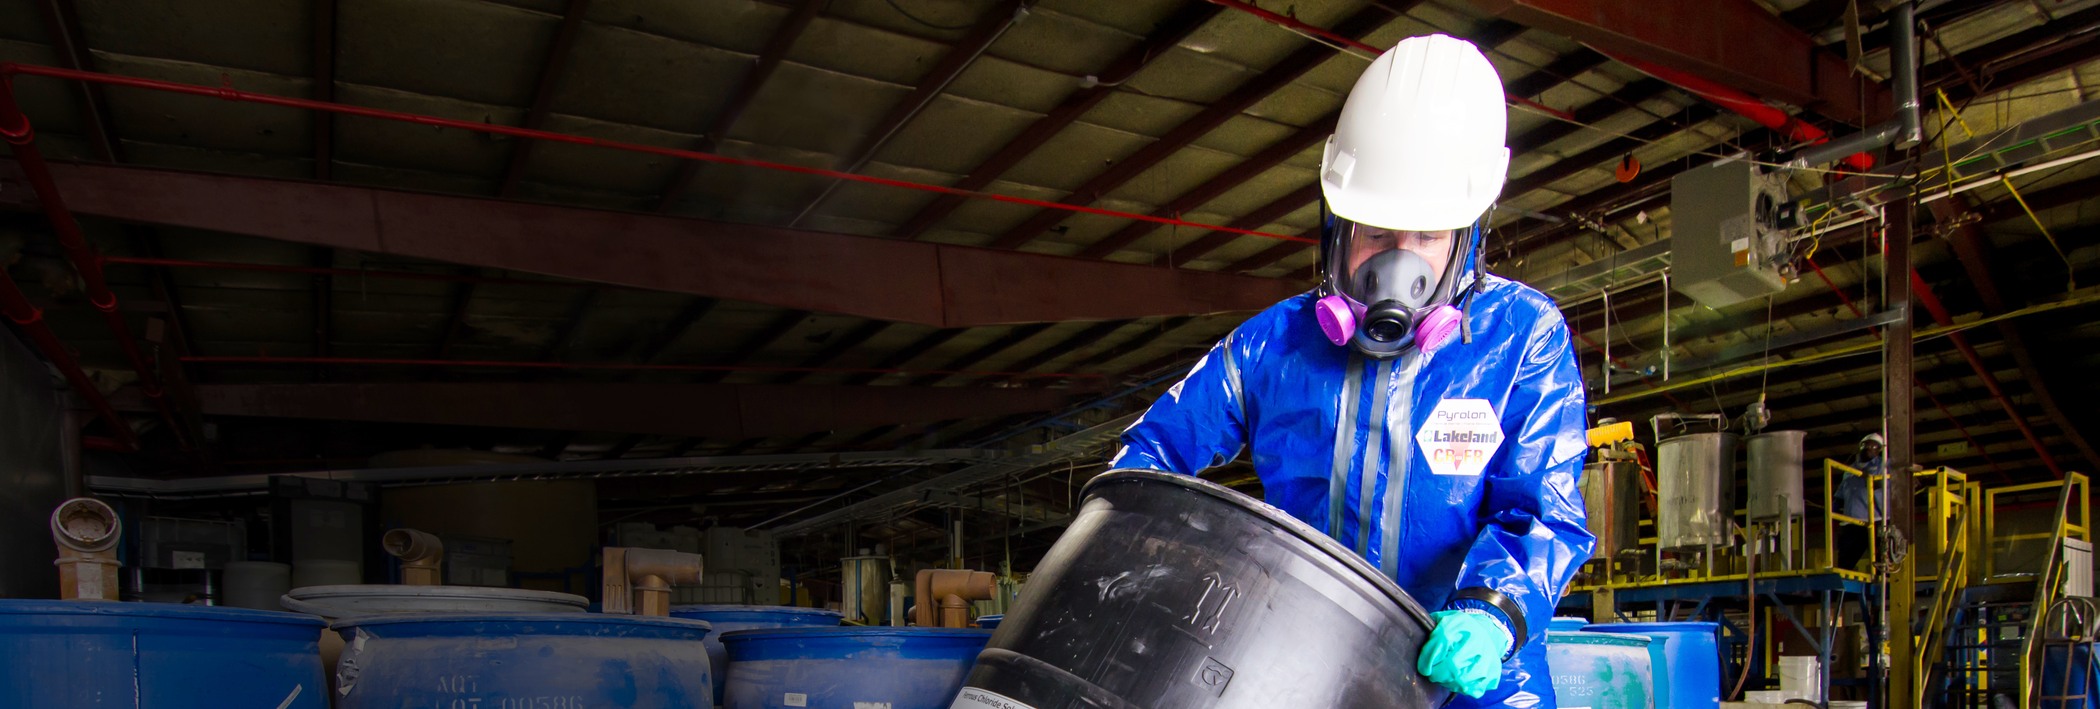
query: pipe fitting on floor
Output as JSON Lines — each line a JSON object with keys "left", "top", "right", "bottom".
{"left": 51, "top": 498, "right": 120, "bottom": 601}
{"left": 914, "top": 569, "right": 996, "bottom": 628}
{"left": 602, "top": 547, "right": 704, "bottom": 617}
{"left": 382, "top": 528, "right": 445, "bottom": 586}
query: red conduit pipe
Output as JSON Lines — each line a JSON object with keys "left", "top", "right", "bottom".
{"left": 1907, "top": 267, "right": 2063, "bottom": 478}
{"left": 181, "top": 355, "right": 1103, "bottom": 381}
{"left": 1601, "top": 53, "right": 1877, "bottom": 172}
{"left": 0, "top": 64, "right": 1310, "bottom": 246}
{"left": 0, "top": 271, "right": 139, "bottom": 451}
{"left": 0, "top": 74, "right": 184, "bottom": 450}
{"left": 1203, "top": 0, "right": 1577, "bottom": 121}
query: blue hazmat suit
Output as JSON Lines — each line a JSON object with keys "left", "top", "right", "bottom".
{"left": 1111, "top": 269, "right": 1595, "bottom": 709}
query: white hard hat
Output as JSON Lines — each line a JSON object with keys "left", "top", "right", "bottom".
{"left": 1320, "top": 34, "right": 1510, "bottom": 232}
{"left": 1862, "top": 432, "right": 1886, "bottom": 446}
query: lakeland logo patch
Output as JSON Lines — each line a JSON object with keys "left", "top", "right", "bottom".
{"left": 1416, "top": 398, "right": 1504, "bottom": 476}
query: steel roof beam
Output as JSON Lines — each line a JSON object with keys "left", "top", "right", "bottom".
{"left": 1179, "top": 184, "right": 1321, "bottom": 270}
{"left": 986, "top": 6, "right": 1400, "bottom": 251}
{"left": 32, "top": 0, "right": 118, "bottom": 162}
{"left": 1466, "top": 0, "right": 1880, "bottom": 125}
{"left": 888, "top": 1, "right": 1231, "bottom": 240}
{"left": 107, "top": 382, "right": 1076, "bottom": 440}
{"left": 1503, "top": 103, "right": 1723, "bottom": 202}
{"left": 696, "top": 309, "right": 810, "bottom": 384}
{"left": 790, "top": 0, "right": 1029, "bottom": 224}
{"left": 1927, "top": 4, "right": 2100, "bottom": 103}
{"left": 312, "top": 0, "right": 336, "bottom": 179}
{"left": 1078, "top": 118, "right": 1333, "bottom": 261}
{"left": 0, "top": 161, "right": 1301, "bottom": 326}
{"left": 1932, "top": 196, "right": 2100, "bottom": 470}
{"left": 654, "top": 0, "right": 827, "bottom": 211}
{"left": 904, "top": 323, "right": 1055, "bottom": 387}
{"left": 497, "top": 0, "right": 593, "bottom": 198}
{"left": 841, "top": 328, "right": 971, "bottom": 386}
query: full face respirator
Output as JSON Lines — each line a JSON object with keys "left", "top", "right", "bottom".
{"left": 1312, "top": 204, "right": 1482, "bottom": 360}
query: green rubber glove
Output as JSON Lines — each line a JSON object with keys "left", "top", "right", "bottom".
{"left": 1417, "top": 609, "right": 1514, "bottom": 698}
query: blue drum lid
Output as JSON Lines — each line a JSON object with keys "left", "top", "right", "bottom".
{"left": 722, "top": 627, "right": 991, "bottom": 662}
{"left": 1547, "top": 630, "right": 1653, "bottom": 647}
{"left": 0, "top": 598, "right": 326, "bottom": 631}
{"left": 670, "top": 605, "right": 843, "bottom": 624}
{"left": 330, "top": 612, "right": 712, "bottom": 640}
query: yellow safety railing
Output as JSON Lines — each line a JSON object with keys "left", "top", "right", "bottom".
{"left": 1982, "top": 473, "right": 2091, "bottom": 582}
{"left": 1995, "top": 472, "right": 2089, "bottom": 708}
{"left": 1911, "top": 467, "right": 1969, "bottom": 583}
{"left": 1917, "top": 492, "right": 1971, "bottom": 709}
{"left": 1821, "top": 460, "right": 1880, "bottom": 581}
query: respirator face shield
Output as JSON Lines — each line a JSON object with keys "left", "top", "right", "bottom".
{"left": 1315, "top": 214, "right": 1476, "bottom": 358}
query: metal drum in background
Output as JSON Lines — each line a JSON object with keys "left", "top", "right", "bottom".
{"left": 1745, "top": 431, "right": 1807, "bottom": 520}
{"left": 671, "top": 605, "right": 843, "bottom": 707}
{"left": 841, "top": 554, "right": 890, "bottom": 626}
{"left": 1547, "top": 631, "right": 1654, "bottom": 709}
{"left": 281, "top": 584, "right": 588, "bottom": 616}
{"left": 280, "top": 584, "right": 590, "bottom": 690}
{"left": 1586, "top": 622, "right": 1722, "bottom": 709}
{"left": 952, "top": 469, "right": 1450, "bottom": 709}
{"left": 1582, "top": 456, "right": 1644, "bottom": 561}
{"left": 721, "top": 627, "right": 990, "bottom": 709}
{"left": 0, "top": 599, "right": 327, "bottom": 708}
{"left": 331, "top": 613, "right": 714, "bottom": 709}
{"left": 223, "top": 561, "right": 293, "bottom": 610}
{"left": 1657, "top": 433, "right": 1739, "bottom": 550}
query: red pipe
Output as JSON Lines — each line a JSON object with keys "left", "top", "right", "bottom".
{"left": 182, "top": 355, "right": 1103, "bottom": 381}
{"left": 0, "top": 75, "right": 182, "bottom": 450}
{"left": 0, "top": 64, "right": 1311, "bottom": 246}
{"left": 0, "top": 271, "right": 138, "bottom": 451}
{"left": 1203, "top": 0, "right": 1577, "bottom": 122}
{"left": 103, "top": 256, "right": 595, "bottom": 288}
{"left": 1601, "top": 53, "right": 1876, "bottom": 172}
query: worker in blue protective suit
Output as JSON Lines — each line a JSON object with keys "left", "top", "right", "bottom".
{"left": 1109, "top": 34, "right": 1594, "bottom": 707}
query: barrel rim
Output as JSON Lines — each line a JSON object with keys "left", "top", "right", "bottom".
{"left": 0, "top": 598, "right": 326, "bottom": 627}
{"left": 286, "top": 584, "right": 588, "bottom": 608}
{"left": 670, "top": 604, "right": 844, "bottom": 618}
{"left": 719, "top": 626, "right": 993, "bottom": 644}
{"left": 1547, "top": 630, "right": 1653, "bottom": 646}
{"left": 1083, "top": 469, "right": 1434, "bottom": 626}
{"left": 329, "top": 611, "right": 713, "bottom": 634}
{"left": 1583, "top": 621, "right": 1722, "bottom": 631}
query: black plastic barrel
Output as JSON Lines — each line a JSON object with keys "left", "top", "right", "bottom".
{"left": 951, "top": 469, "right": 1452, "bottom": 709}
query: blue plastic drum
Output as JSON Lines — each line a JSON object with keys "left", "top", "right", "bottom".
{"left": 331, "top": 612, "right": 714, "bottom": 709}
{"left": 1547, "top": 631, "right": 1654, "bottom": 709}
{"left": 976, "top": 614, "right": 1002, "bottom": 629}
{"left": 1549, "top": 616, "right": 1591, "bottom": 632}
{"left": 1586, "top": 622, "right": 1721, "bottom": 709}
{"left": 722, "top": 627, "right": 991, "bottom": 709}
{"left": 671, "top": 605, "right": 842, "bottom": 706}
{"left": 0, "top": 599, "right": 328, "bottom": 708}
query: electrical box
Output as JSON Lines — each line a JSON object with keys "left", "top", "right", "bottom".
{"left": 1669, "top": 160, "right": 1798, "bottom": 309}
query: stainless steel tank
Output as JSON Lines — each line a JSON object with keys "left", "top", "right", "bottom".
{"left": 1745, "top": 430, "right": 1807, "bottom": 520}
{"left": 1657, "top": 432, "right": 1739, "bottom": 550}
{"left": 1581, "top": 458, "right": 1643, "bottom": 560}
{"left": 839, "top": 554, "right": 889, "bottom": 626}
